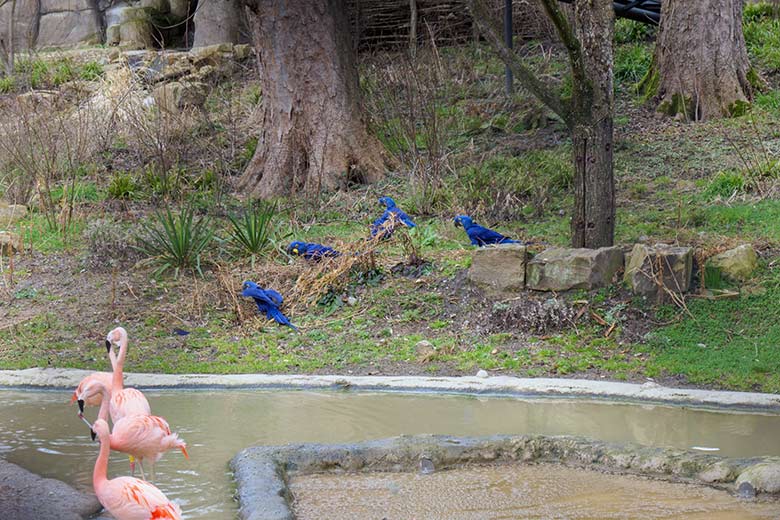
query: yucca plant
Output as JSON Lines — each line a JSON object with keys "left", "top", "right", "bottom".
{"left": 227, "top": 200, "right": 278, "bottom": 265}
{"left": 137, "top": 206, "right": 214, "bottom": 277}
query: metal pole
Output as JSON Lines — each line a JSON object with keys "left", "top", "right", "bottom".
{"left": 504, "top": 0, "right": 513, "bottom": 95}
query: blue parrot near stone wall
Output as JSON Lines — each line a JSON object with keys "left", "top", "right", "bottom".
{"left": 453, "top": 215, "right": 520, "bottom": 247}
{"left": 241, "top": 281, "right": 298, "bottom": 330}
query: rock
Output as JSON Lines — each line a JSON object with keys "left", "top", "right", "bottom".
{"left": 233, "top": 43, "right": 252, "bottom": 60}
{"left": 141, "top": 0, "right": 169, "bottom": 13}
{"left": 168, "top": 0, "right": 191, "bottom": 19}
{"left": 698, "top": 461, "right": 737, "bottom": 483}
{"left": 736, "top": 462, "right": 780, "bottom": 494}
{"left": 0, "top": 231, "right": 22, "bottom": 255}
{"left": 17, "top": 91, "right": 59, "bottom": 110}
{"left": 152, "top": 81, "right": 208, "bottom": 113}
{"left": 0, "top": 203, "right": 28, "bottom": 228}
{"left": 0, "top": 0, "right": 39, "bottom": 51}
{"left": 106, "top": 24, "right": 121, "bottom": 46}
{"left": 0, "top": 459, "right": 102, "bottom": 519}
{"left": 192, "top": 0, "right": 246, "bottom": 47}
{"left": 476, "top": 369, "right": 489, "bottom": 378}
{"left": 415, "top": 340, "right": 436, "bottom": 362}
{"left": 468, "top": 244, "right": 526, "bottom": 293}
{"left": 119, "top": 7, "right": 154, "bottom": 50}
{"left": 346, "top": 296, "right": 358, "bottom": 306}
{"left": 191, "top": 43, "right": 233, "bottom": 66}
{"left": 526, "top": 246, "right": 623, "bottom": 291}
{"left": 624, "top": 243, "right": 693, "bottom": 297}
{"left": 737, "top": 481, "right": 756, "bottom": 499}
{"left": 707, "top": 244, "right": 758, "bottom": 283}
{"left": 37, "top": 10, "right": 101, "bottom": 48}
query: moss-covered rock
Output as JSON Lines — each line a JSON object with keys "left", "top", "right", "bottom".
{"left": 707, "top": 244, "right": 758, "bottom": 284}
{"left": 468, "top": 244, "right": 526, "bottom": 293}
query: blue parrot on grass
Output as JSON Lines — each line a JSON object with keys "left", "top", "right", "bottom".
{"left": 241, "top": 281, "right": 298, "bottom": 331}
{"left": 287, "top": 241, "right": 341, "bottom": 261}
{"left": 453, "top": 215, "right": 521, "bottom": 247}
{"left": 370, "top": 196, "right": 416, "bottom": 239}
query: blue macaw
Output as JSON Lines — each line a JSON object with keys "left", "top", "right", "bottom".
{"left": 241, "top": 281, "right": 298, "bottom": 331}
{"left": 370, "top": 196, "right": 416, "bottom": 239}
{"left": 453, "top": 215, "right": 521, "bottom": 247}
{"left": 287, "top": 241, "right": 341, "bottom": 261}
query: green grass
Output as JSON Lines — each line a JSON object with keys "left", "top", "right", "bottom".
{"left": 744, "top": 7, "right": 780, "bottom": 71}
{"left": 640, "top": 269, "right": 780, "bottom": 392}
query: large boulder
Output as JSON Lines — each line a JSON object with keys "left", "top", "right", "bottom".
{"left": 119, "top": 7, "right": 155, "bottom": 50}
{"left": 707, "top": 244, "right": 758, "bottom": 283}
{"left": 0, "top": 203, "right": 28, "bottom": 228}
{"left": 526, "top": 246, "right": 623, "bottom": 291}
{"left": 624, "top": 243, "right": 693, "bottom": 297}
{"left": 468, "top": 244, "right": 526, "bottom": 293}
{"left": 0, "top": 231, "right": 22, "bottom": 255}
{"left": 735, "top": 462, "right": 780, "bottom": 494}
{"left": 0, "top": 459, "right": 102, "bottom": 519}
{"left": 192, "top": 0, "right": 245, "bottom": 47}
{"left": 0, "top": 0, "right": 40, "bottom": 50}
{"left": 152, "top": 80, "right": 208, "bottom": 113}
{"left": 36, "top": 0, "right": 102, "bottom": 48}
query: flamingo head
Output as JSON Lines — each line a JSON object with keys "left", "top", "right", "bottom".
{"left": 105, "top": 327, "right": 127, "bottom": 353}
{"left": 91, "top": 418, "right": 109, "bottom": 443}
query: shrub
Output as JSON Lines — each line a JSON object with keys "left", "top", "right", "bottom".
{"left": 0, "top": 76, "right": 14, "bottom": 93}
{"left": 107, "top": 171, "right": 139, "bottom": 200}
{"left": 704, "top": 171, "right": 745, "bottom": 200}
{"left": 79, "top": 61, "right": 104, "bottom": 81}
{"left": 614, "top": 18, "right": 657, "bottom": 44}
{"left": 226, "top": 200, "right": 278, "bottom": 262}
{"left": 136, "top": 206, "right": 214, "bottom": 277}
{"left": 455, "top": 149, "right": 573, "bottom": 220}
{"left": 83, "top": 218, "right": 140, "bottom": 270}
{"left": 614, "top": 43, "right": 652, "bottom": 85}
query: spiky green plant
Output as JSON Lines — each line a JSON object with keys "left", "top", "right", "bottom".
{"left": 226, "top": 201, "right": 278, "bottom": 264}
{"left": 137, "top": 206, "right": 214, "bottom": 277}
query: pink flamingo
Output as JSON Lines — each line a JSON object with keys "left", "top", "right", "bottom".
{"left": 71, "top": 371, "right": 112, "bottom": 407}
{"left": 77, "top": 381, "right": 188, "bottom": 481}
{"left": 106, "top": 327, "right": 151, "bottom": 422}
{"left": 91, "top": 418, "right": 182, "bottom": 520}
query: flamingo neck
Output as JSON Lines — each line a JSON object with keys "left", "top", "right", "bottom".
{"left": 97, "top": 386, "right": 110, "bottom": 422}
{"left": 93, "top": 432, "right": 110, "bottom": 491}
{"left": 110, "top": 336, "right": 127, "bottom": 392}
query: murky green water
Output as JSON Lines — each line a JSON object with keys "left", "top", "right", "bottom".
{"left": 0, "top": 389, "right": 778, "bottom": 519}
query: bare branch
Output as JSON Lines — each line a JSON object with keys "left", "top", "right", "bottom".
{"left": 538, "top": 0, "right": 587, "bottom": 98}
{"left": 467, "top": 0, "right": 571, "bottom": 124}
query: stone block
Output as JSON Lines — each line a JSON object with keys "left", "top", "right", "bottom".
{"left": 152, "top": 81, "right": 208, "bottom": 113}
{"left": 37, "top": 10, "right": 101, "bottom": 48}
{"left": 106, "top": 24, "right": 120, "bottom": 46}
{"left": 141, "top": 0, "right": 170, "bottom": 13}
{"left": 736, "top": 462, "right": 780, "bottom": 494}
{"left": 0, "top": 203, "right": 28, "bottom": 228}
{"left": 192, "top": 0, "right": 244, "bottom": 47}
{"left": 624, "top": 244, "right": 693, "bottom": 297}
{"left": 468, "top": 244, "right": 526, "bottom": 292}
{"left": 0, "top": 231, "right": 22, "bottom": 255}
{"left": 119, "top": 7, "right": 154, "bottom": 50}
{"left": 707, "top": 244, "right": 758, "bottom": 283}
{"left": 526, "top": 246, "right": 623, "bottom": 291}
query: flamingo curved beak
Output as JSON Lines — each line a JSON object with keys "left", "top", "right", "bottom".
{"left": 105, "top": 340, "right": 111, "bottom": 353}
{"left": 90, "top": 429, "right": 96, "bottom": 441}
{"left": 77, "top": 399, "right": 85, "bottom": 414}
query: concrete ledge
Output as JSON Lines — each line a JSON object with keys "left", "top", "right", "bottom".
{"left": 1, "top": 368, "right": 779, "bottom": 411}
{"left": 231, "top": 434, "right": 780, "bottom": 520}
{"left": 0, "top": 459, "right": 102, "bottom": 520}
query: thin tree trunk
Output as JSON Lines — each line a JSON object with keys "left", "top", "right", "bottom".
{"left": 642, "top": 0, "right": 752, "bottom": 120}
{"left": 409, "top": 0, "right": 417, "bottom": 57}
{"left": 570, "top": 0, "right": 614, "bottom": 248}
{"left": 240, "top": 0, "right": 386, "bottom": 198}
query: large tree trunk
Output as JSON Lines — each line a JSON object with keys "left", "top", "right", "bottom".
{"left": 643, "top": 0, "right": 752, "bottom": 120}
{"left": 570, "top": 0, "right": 614, "bottom": 248}
{"left": 240, "top": 0, "right": 386, "bottom": 198}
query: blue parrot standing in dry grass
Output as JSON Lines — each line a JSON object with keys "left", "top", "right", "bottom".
{"left": 453, "top": 215, "right": 521, "bottom": 246}
{"left": 287, "top": 241, "right": 341, "bottom": 261}
{"left": 370, "top": 196, "right": 416, "bottom": 239}
{"left": 241, "top": 281, "right": 297, "bottom": 331}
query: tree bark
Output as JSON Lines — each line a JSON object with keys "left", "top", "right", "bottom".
{"left": 643, "top": 0, "right": 752, "bottom": 120}
{"left": 570, "top": 0, "right": 615, "bottom": 248}
{"left": 240, "top": 0, "right": 386, "bottom": 198}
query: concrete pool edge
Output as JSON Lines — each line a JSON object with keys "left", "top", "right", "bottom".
{"left": 1, "top": 368, "right": 780, "bottom": 410}
{"left": 230, "top": 434, "right": 780, "bottom": 520}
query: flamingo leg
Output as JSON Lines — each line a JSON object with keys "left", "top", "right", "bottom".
{"left": 137, "top": 459, "right": 146, "bottom": 481}
{"left": 128, "top": 455, "right": 135, "bottom": 476}
{"left": 149, "top": 462, "right": 155, "bottom": 484}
